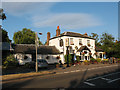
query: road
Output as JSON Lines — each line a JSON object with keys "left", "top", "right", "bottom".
{"left": 2, "top": 64, "right": 120, "bottom": 89}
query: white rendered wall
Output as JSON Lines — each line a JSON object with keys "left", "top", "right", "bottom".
{"left": 14, "top": 53, "right": 32, "bottom": 65}
{"left": 37, "top": 54, "right": 60, "bottom": 64}
{"left": 49, "top": 36, "right": 96, "bottom": 63}
{"left": 14, "top": 53, "right": 60, "bottom": 65}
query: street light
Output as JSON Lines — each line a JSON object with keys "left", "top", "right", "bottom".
{"left": 65, "top": 38, "right": 69, "bottom": 67}
{"left": 35, "top": 32, "right": 42, "bottom": 72}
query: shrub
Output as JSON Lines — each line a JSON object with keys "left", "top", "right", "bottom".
{"left": 90, "top": 57, "right": 97, "bottom": 64}
{"left": 117, "top": 59, "right": 120, "bottom": 63}
{"left": 84, "top": 60, "right": 90, "bottom": 65}
{"left": 90, "top": 57, "right": 96, "bottom": 61}
{"left": 101, "top": 59, "right": 109, "bottom": 64}
{"left": 96, "top": 58, "right": 101, "bottom": 62}
{"left": 64, "top": 54, "right": 73, "bottom": 64}
{"left": 103, "top": 59, "right": 108, "bottom": 61}
{"left": 76, "top": 56, "right": 80, "bottom": 62}
{"left": 24, "top": 61, "right": 35, "bottom": 68}
{"left": 3, "top": 54, "right": 19, "bottom": 68}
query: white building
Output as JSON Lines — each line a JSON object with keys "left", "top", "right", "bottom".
{"left": 47, "top": 26, "right": 105, "bottom": 64}
{"left": 13, "top": 44, "right": 61, "bottom": 65}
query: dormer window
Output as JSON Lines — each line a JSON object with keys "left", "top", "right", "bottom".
{"left": 70, "top": 38, "right": 74, "bottom": 45}
{"left": 79, "top": 39, "right": 82, "bottom": 45}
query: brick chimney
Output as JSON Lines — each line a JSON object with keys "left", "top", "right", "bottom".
{"left": 56, "top": 26, "right": 60, "bottom": 37}
{"left": 84, "top": 32, "right": 88, "bottom": 36}
{"left": 46, "top": 32, "right": 50, "bottom": 45}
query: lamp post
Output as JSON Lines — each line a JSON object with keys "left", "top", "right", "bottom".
{"left": 65, "top": 38, "right": 69, "bottom": 67}
{"left": 66, "top": 46, "right": 69, "bottom": 67}
{"left": 35, "top": 32, "right": 42, "bottom": 72}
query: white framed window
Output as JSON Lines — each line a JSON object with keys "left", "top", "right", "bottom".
{"left": 79, "top": 39, "right": 82, "bottom": 45}
{"left": 59, "top": 39, "right": 63, "bottom": 47}
{"left": 70, "top": 38, "right": 74, "bottom": 45}
{"left": 87, "top": 40, "right": 90, "bottom": 46}
{"left": 87, "top": 40, "right": 90, "bottom": 44}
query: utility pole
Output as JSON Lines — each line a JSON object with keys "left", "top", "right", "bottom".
{"left": 35, "top": 32, "right": 42, "bottom": 72}
{"left": 35, "top": 32, "right": 38, "bottom": 72}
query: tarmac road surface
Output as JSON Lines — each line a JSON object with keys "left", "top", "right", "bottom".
{"left": 2, "top": 64, "right": 120, "bottom": 89}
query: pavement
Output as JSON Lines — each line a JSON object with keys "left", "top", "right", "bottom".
{"left": 2, "top": 63, "right": 120, "bottom": 88}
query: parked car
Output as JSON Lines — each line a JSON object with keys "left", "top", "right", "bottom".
{"left": 37, "top": 59, "right": 48, "bottom": 68}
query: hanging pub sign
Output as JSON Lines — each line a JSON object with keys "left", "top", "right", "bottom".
{"left": 65, "top": 38, "right": 69, "bottom": 46}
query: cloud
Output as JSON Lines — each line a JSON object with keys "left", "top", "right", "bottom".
{"left": 32, "top": 13, "right": 102, "bottom": 29}
{"left": 2, "top": 2, "right": 102, "bottom": 30}
{"left": 2, "top": 2, "right": 55, "bottom": 16}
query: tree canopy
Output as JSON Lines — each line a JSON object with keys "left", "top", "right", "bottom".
{"left": 13, "top": 28, "right": 43, "bottom": 45}
{"left": 0, "top": 9, "right": 6, "bottom": 20}
{"left": 90, "top": 33, "right": 101, "bottom": 47}
{"left": 2, "top": 29, "right": 11, "bottom": 43}
{"left": 90, "top": 32, "right": 120, "bottom": 58}
{"left": 99, "top": 33, "right": 115, "bottom": 58}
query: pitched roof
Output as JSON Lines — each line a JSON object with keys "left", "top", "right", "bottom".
{"left": 95, "top": 46, "right": 104, "bottom": 52}
{"left": 13, "top": 44, "right": 61, "bottom": 55}
{"left": 77, "top": 46, "right": 91, "bottom": 52}
{"left": 50, "top": 32, "right": 95, "bottom": 40}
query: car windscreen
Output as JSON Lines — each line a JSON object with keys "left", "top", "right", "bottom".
{"left": 38, "top": 60, "right": 47, "bottom": 63}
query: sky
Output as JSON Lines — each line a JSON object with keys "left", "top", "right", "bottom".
{"left": 1, "top": 2, "right": 118, "bottom": 44}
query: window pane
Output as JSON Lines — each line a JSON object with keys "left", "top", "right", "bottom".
{"left": 60, "top": 39, "right": 63, "bottom": 47}
{"left": 79, "top": 39, "right": 82, "bottom": 44}
{"left": 70, "top": 38, "right": 74, "bottom": 45}
{"left": 87, "top": 40, "right": 90, "bottom": 44}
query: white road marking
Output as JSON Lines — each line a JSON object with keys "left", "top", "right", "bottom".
{"left": 71, "top": 71, "right": 76, "bottom": 72}
{"left": 84, "top": 82, "right": 95, "bottom": 86}
{"left": 100, "top": 77, "right": 111, "bottom": 81}
{"left": 86, "top": 72, "right": 120, "bottom": 81}
{"left": 86, "top": 77, "right": 100, "bottom": 81}
{"left": 101, "top": 72, "right": 120, "bottom": 77}
{"left": 56, "top": 73, "right": 63, "bottom": 75}
{"left": 56, "top": 65, "right": 118, "bottom": 76}
{"left": 88, "top": 68, "right": 96, "bottom": 70}
{"left": 108, "top": 78, "right": 120, "bottom": 83}
{"left": 97, "top": 67, "right": 102, "bottom": 69}
{"left": 64, "top": 72, "right": 70, "bottom": 74}
{"left": 75, "top": 70, "right": 80, "bottom": 72}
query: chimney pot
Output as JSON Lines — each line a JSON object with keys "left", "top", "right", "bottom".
{"left": 56, "top": 26, "right": 61, "bottom": 37}
{"left": 84, "top": 32, "right": 88, "bottom": 36}
{"left": 57, "top": 26, "right": 59, "bottom": 29}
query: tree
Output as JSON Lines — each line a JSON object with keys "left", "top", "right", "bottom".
{"left": 2, "top": 29, "right": 11, "bottom": 43}
{"left": 90, "top": 33, "right": 101, "bottom": 47}
{"left": 0, "top": 9, "right": 6, "bottom": 20}
{"left": 13, "top": 28, "right": 42, "bottom": 45}
{"left": 100, "top": 32, "right": 115, "bottom": 58}
{"left": 0, "top": 9, "right": 8, "bottom": 42}
{"left": 112, "top": 41, "right": 120, "bottom": 58}
{"left": 3, "top": 54, "right": 19, "bottom": 68}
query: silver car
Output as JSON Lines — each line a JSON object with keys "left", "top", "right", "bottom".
{"left": 37, "top": 59, "right": 48, "bottom": 68}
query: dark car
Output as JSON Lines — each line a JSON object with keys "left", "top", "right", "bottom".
{"left": 37, "top": 59, "right": 48, "bottom": 68}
